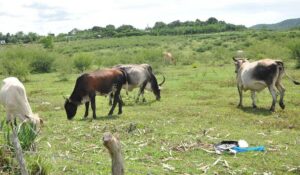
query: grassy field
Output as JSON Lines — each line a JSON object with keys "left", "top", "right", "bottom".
{"left": 1, "top": 31, "right": 300, "bottom": 174}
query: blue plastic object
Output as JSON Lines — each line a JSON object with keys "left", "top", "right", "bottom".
{"left": 232, "top": 146, "right": 265, "bottom": 152}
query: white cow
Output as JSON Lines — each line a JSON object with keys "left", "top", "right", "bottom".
{"left": 233, "top": 58, "right": 300, "bottom": 111}
{"left": 110, "top": 64, "right": 165, "bottom": 103}
{"left": 0, "top": 77, "right": 42, "bottom": 125}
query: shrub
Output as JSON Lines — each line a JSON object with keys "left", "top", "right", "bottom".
{"left": 290, "top": 41, "right": 300, "bottom": 68}
{"left": 73, "top": 53, "right": 94, "bottom": 72}
{"left": 2, "top": 122, "right": 38, "bottom": 151}
{"left": 1, "top": 59, "right": 30, "bottom": 81}
{"left": 40, "top": 36, "right": 54, "bottom": 49}
{"left": 55, "top": 56, "right": 73, "bottom": 81}
{"left": 30, "top": 55, "right": 55, "bottom": 73}
{"left": 17, "top": 123, "right": 38, "bottom": 151}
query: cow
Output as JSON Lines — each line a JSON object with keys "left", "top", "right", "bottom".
{"left": 0, "top": 77, "right": 42, "bottom": 126}
{"left": 109, "top": 64, "right": 165, "bottom": 104}
{"left": 163, "top": 51, "right": 176, "bottom": 65}
{"left": 64, "top": 68, "right": 128, "bottom": 120}
{"left": 233, "top": 58, "right": 300, "bottom": 111}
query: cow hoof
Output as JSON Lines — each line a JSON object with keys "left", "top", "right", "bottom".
{"left": 237, "top": 104, "right": 243, "bottom": 108}
{"left": 118, "top": 112, "right": 122, "bottom": 115}
{"left": 93, "top": 116, "right": 97, "bottom": 119}
{"left": 269, "top": 108, "right": 275, "bottom": 112}
{"left": 279, "top": 102, "right": 285, "bottom": 109}
{"left": 253, "top": 105, "right": 257, "bottom": 109}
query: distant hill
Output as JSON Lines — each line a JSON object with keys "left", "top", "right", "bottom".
{"left": 250, "top": 18, "right": 300, "bottom": 30}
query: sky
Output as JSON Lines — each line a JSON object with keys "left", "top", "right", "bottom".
{"left": 0, "top": 0, "right": 299, "bottom": 35}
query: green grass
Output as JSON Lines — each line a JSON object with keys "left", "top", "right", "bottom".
{"left": 1, "top": 31, "right": 300, "bottom": 174}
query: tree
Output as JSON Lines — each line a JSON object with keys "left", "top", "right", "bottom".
{"left": 206, "top": 17, "right": 218, "bottom": 24}
{"left": 153, "top": 22, "right": 166, "bottom": 29}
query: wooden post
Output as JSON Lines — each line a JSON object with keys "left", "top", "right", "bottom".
{"left": 11, "top": 124, "right": 29, "bottom": 175}
{"left": 103, "top": 132, "right": 124, "bottom": 175}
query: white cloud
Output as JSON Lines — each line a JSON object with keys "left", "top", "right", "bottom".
{"left": 0, "top": 0, "right": 299, "bottom": 35}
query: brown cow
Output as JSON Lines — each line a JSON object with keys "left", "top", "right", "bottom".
{"left": 64, "top": 69, "right": 128, "bottom": 120}
{"left": 163, "top": 51, "right": 176, "bottom": 65}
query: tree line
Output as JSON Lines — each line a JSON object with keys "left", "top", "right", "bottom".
{"left": 0, "top": 17, "right": 246, "bottom": 44}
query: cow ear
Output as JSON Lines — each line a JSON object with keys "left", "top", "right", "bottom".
{"left": 232, "top": 57, "right": 238, "bottom": 62}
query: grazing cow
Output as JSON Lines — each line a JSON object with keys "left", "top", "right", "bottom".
{"left": 233, "top": 58, "right": 300, "bottom": 111}
{"left": 110, "top": 64, "right": 165, "bottom": 103}
{"left": 163, "top": 52, "right": 176, "bottom": 65}
{"left": 64, "top": 69, "right": 128, "bottom": 120}
{"left": 0, "top": 77, "right": 42, "bottom": 125}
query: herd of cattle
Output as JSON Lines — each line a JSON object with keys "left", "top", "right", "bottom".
{"left": 0, "top": 55, "right": 299, "bottom": 126}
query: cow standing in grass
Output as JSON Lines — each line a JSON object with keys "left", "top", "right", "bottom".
{"left": 64, "top": 69, "right": 128, "bottom": 120}
{"left": 233, "top": 58, "right": 300, "bottom": 111}
{"left": 0, "top": 77, "right": 42, "bottom": 125}
{"left": 110, "top": 64, "right": 165, "bottom": 104}
{"left": 163, "top": 52, "right": 176, "bottom": 65}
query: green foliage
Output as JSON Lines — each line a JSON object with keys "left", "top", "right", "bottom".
{"left": 73, "top": 52, "right": 94, "bottom": 72}
{"left": 17, "top": 123, "right": 38, "bottom": 151}
{"left": 0, "top": 145, "right": 14, "bottom": 173}
{"left": 2, "top": 122, "right": 38, "bottom": 151}
{"left": 40, "top": 36, "right": 54, "bottom": 49}
{"left": 27, "top": 156, "right": 50, "bottom": 175}
{"left": 55, "top": 56, "right": 73, "bottom": 81}
{"left": 289, "top": 40, "right": 300, "bottom": 68}
{"left": 1, "top": 58, "right": 30, "bottom": 81}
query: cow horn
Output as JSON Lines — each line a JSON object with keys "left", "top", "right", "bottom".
{"left": 232, "top": 57, "right": 238, "bottom": 62}
{"left": 63, "top": 95, "right": 68, "bottom": 100}
{"left": 158, "top": 75, "right": 165, "bottom": 86}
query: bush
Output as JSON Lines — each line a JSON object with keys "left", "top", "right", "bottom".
{"left": 30, "top": 55, "right": 55, "bottom": 73}
{"left": 40, "top": 36, "right": 54, "bottom": 49}
{"left": 290, "top": 41, "right": 300, "bottom": 68}
{"left": 73, "top": 53, "right": 94, "bottom": 72}
{"left": 2, "top": 122, "right": 38, "bottom": 151}
{"left": 1, "top": 59, "right": 30, "bottom": 81}
{"left": 17, "top": 123, "right": 38, "bottom": 151}
{"left": 55, "top": 56, "right": 73, "bottom": 81}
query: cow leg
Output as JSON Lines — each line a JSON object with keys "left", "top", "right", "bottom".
{"left": 84, "top": 102, "right": 89, "bottom": 118}
{"left": 90, "top": 94, "right": 96, "bottom": 119}
{"left": 136, "top": 81, "right": 147, "bottom": 103}
{"left": 108, "top": 89, "right": 121, "bottom": 116}
{"left": 119, "top": 95, "right": 125, "bottom": 105}
{"left": 118, "top": 94, "right": 123, "bottom": 115}
{"left": 237, "top": 86, "right": 243, "bottom": 107}
{"left": 276, "top": 82, "right": 285, "bottom": 109}
{"left": 251, "top": 91, "right": 257, "bottom": 108}
{"left": 108, "top": 93, "right": 113, "bottom": 106}
{"left": 268, "top": 85, "right": 277, "bottom": 112}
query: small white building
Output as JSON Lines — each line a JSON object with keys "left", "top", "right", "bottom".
{"left": 0, "top": 40, "right": 6, "bottom": 45}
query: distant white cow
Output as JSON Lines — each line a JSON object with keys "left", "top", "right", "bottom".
{"left": 0, "top": 77, "right": 42, "bottom": 125}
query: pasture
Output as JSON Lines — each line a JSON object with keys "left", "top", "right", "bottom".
{"left": 1, "top": 31, "right": 300, "bottom": 174}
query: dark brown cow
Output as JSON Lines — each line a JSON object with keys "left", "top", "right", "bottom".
{"left": 64, "top": 69, "right": 127, "bottom": 120}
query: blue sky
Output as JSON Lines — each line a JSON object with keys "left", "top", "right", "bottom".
{"left": 0, "top": 0, "right": 299, "bottom": 35}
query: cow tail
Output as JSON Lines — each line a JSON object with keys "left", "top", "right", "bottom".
{"left": 276, "top": 61, "right": 300, "bottom": 85}
{"left": 120, "top": 69, "right": 129, "bottom": 95}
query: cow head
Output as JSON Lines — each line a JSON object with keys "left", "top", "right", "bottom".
{"left": 151, "top": 75, "right": 166, "bottom": 101}
{"left": 64, "top": 99, "right": 78, "bottom": 120}
{"left": 232, "top": 57, "right": 249, "bottom": 73}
